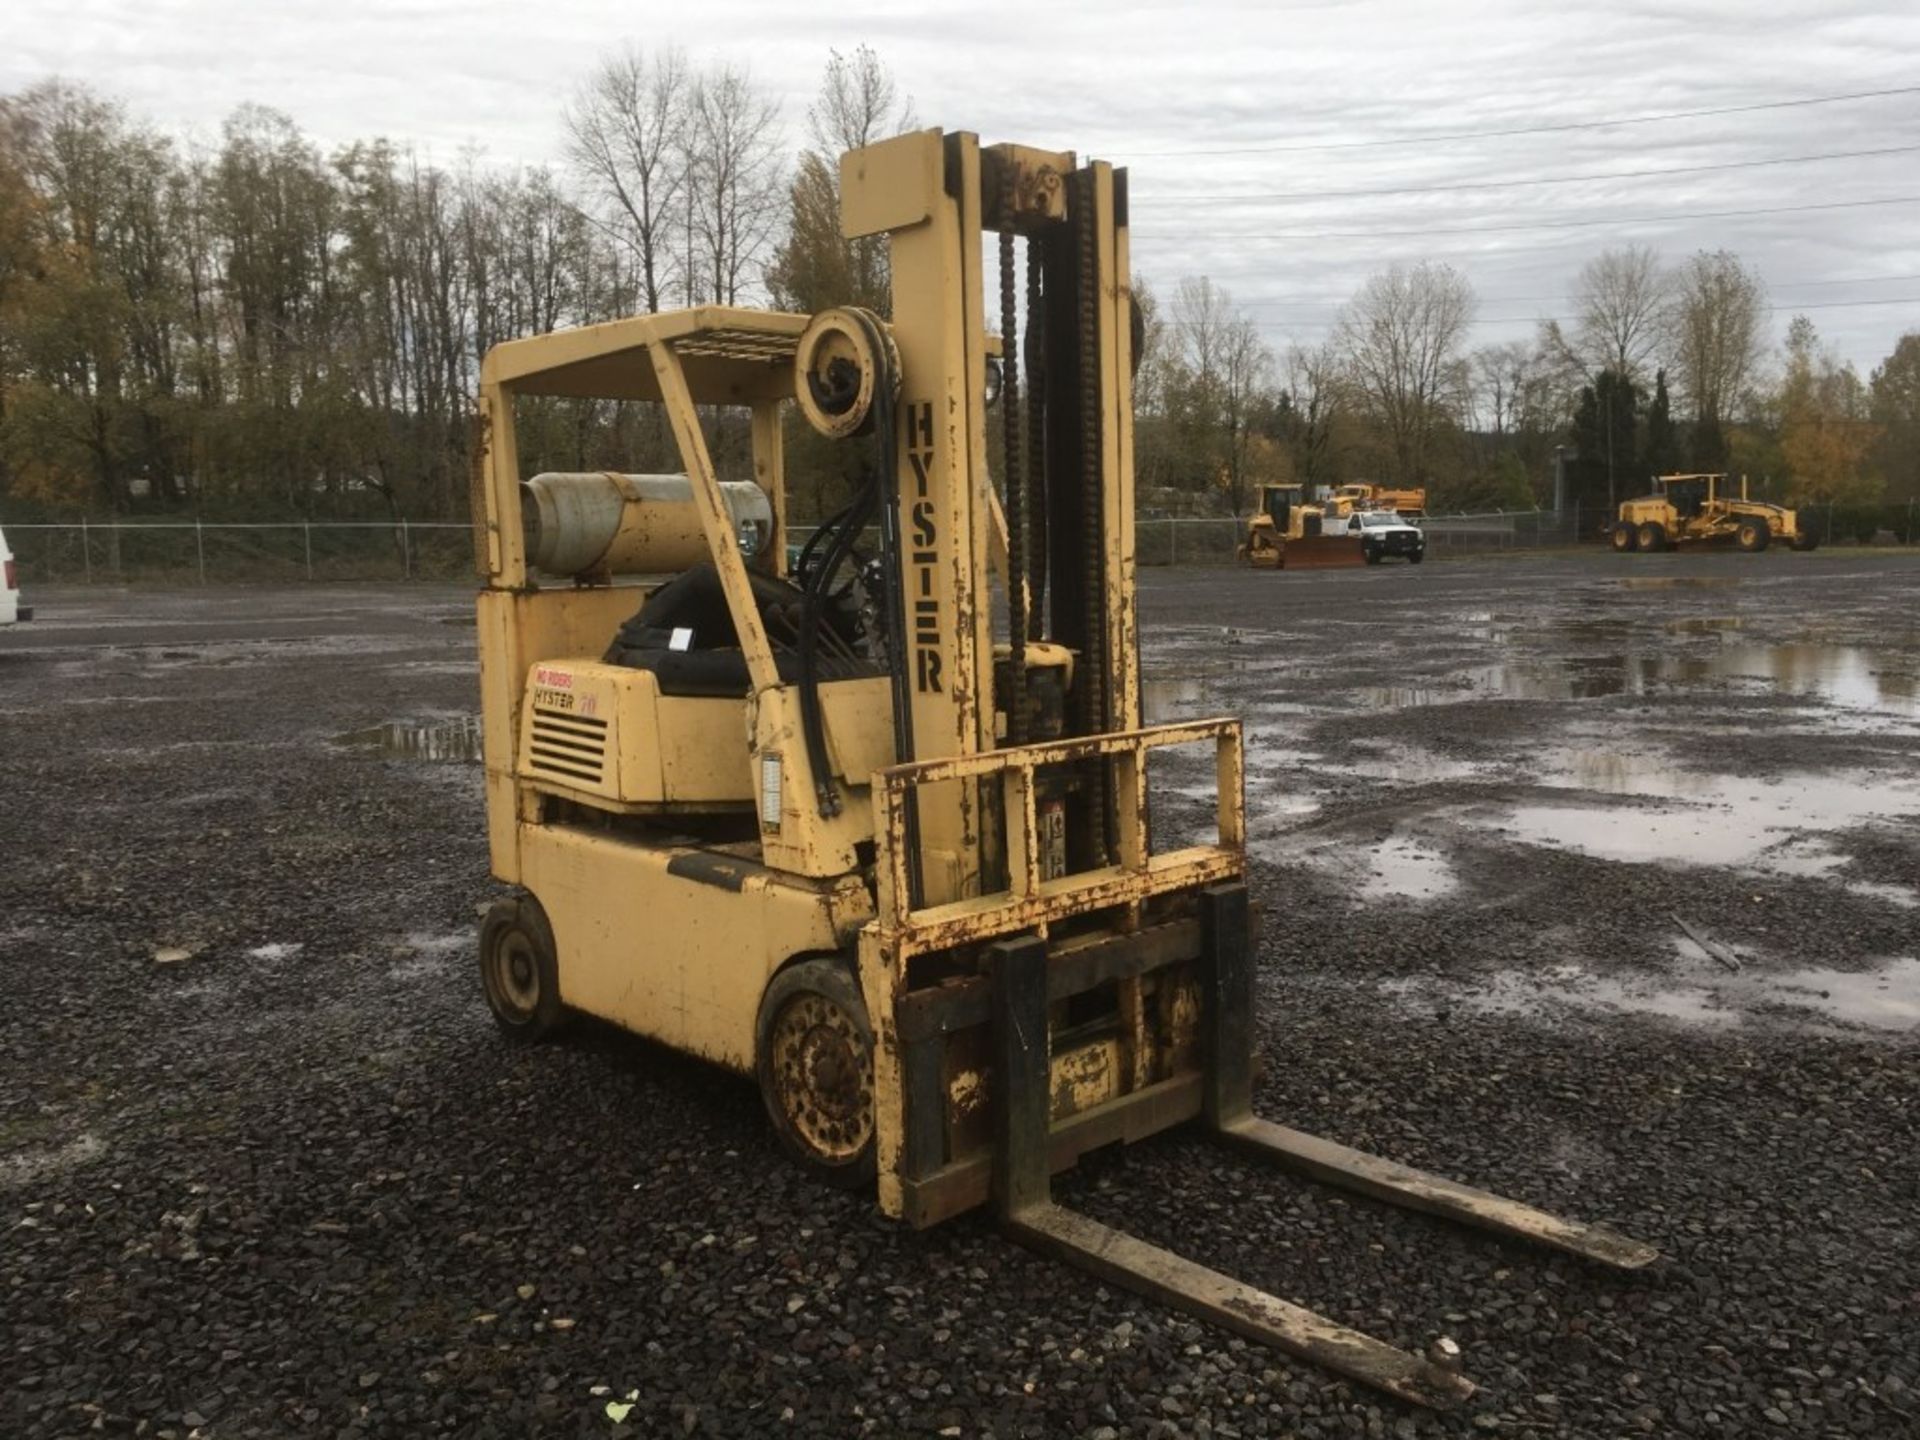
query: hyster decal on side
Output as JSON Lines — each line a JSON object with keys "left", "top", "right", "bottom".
{"left": 905, "top": 399, "right": 941, "bottom": 694}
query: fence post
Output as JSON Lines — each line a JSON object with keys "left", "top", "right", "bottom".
{"left": 303, "top": 521, "right": 313, "bottom": 580}
{"left": 1908, "top": 498, "right": 1915, "bottom": 546}
{"left": 195, "top": 519, "right": 207, "bottom": 584}
{"left": 1169, "top": 519, "right": 1178, "bottom": 566}
{"left": 82, "top": 517, "right": 92, "bottom": 584}
{"left": 401, "top": 518, "right": 412, "bottom": 580}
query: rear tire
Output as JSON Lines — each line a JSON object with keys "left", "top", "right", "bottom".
{"left": 1610, "top": 522, "right": 1638, "bottom": 553}
{"left": 1791, "top": 532, "right": 1819, "bottom": 552}
{"left": 1408, "top": 549, "right": 1424, "bottom": 565}
{"left": 479, "top": 895, "right": 567, "bottom": 1043}
{"left": 1637, "top": 521, "right": 1667, "bottom": 552}
{"left": 756, "top": 958, "right": 877, "bottom": 1189}
{"left": 1363, "top": 546, "right": 1382, "bottom": 565}
{"left": 1736, "top": 518, "right": 1769, "bottom": 553}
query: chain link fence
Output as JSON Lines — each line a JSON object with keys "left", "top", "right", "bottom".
{"left": 4, "top": 520, "right": 474, "bottom": 586}
{"left": 9, "top": 499, "right": 1915, "bottom": 585}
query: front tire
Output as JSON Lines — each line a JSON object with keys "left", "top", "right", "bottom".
{"left": 479, "top": 895, "right": 567, "bottom": 1043}
{"left": 756, "top": 958, "right": 877, "bottom": 1189}
{"left": 1791, "top": 531, "right": 1819, "bottom": 552}
{"left": 1363, "top": 545, "right": 1382, "bottom": 565}
{"left": 1408, "top": 549, "right": 1424, "bottom": 565}
{"left": 1637, "top": 521, "right": 1667, "bottom": 552}
{"left": 1610, "top": 522, "right": 1638, "bottom": 553}
{"left": 1736, "top": 518, "right": 1769, "bottom": 553}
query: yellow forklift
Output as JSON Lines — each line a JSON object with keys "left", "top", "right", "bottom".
{"left": 1609, "top": 473, "right": 1819, "bottom": 553}
{"left": 469, "top": 128, "right": 1654, "bottom": 1408}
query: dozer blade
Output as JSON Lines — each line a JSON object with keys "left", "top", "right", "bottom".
{"left": 1279, "top": 536, "right": 1367, "bottom": 569}
{"left": 1215, "top": 1117, "right": 1659, "bottom": 1271}
{"left": 1007, "top": 1202, "right": 1476, "bottom": 1409}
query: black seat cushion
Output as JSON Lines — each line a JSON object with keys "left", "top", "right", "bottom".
{"left": 603, "top": 563, "right": 876, "bottom": 698}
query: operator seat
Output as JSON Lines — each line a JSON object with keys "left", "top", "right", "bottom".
{"left": 603, "top": 563, "right": 875, "bottom": 697}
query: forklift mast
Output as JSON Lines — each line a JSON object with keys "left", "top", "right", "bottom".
{"left": 833, "top": 132, "right": 1140, "bottom": 907}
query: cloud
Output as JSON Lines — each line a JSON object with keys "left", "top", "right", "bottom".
{"left": 5, "top": 0, "right": 1916, "bottom": 368}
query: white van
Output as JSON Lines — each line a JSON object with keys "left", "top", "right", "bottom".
{"left": 1, "top": 524, "right": 31, "bottom": 624}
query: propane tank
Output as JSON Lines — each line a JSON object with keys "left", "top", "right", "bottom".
{"left": 520, "top": 472, "right": 773, "bottom": 578}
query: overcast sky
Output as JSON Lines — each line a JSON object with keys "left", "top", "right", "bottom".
{"left": 6, "top": 0, "right": 1917, "bottom": 375}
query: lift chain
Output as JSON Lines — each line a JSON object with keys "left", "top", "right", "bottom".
{"left": 999, "top": 180, "right": 1028, "bottom": 746}
{"left": 1024, "top": 239, "right": 1047, "bottom": 642}
{"left": 1074, "top": 167, "right": 1109, "bottom": 861}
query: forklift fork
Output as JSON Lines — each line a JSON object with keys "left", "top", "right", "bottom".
{"left": 989, "top": 883, "right": 1656, "bottom": 1410}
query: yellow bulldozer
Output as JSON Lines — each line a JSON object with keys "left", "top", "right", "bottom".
{"left": 1239, "top": 483, "right": 1368, "bottom": 568}
{"left": 468, "top": 126, "right": 1653, "bottom": 1408}
{"left": 1610, "top": 473, "right": 1818, "bottom": 553}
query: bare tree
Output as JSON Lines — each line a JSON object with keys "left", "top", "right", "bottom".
{"left": 1171, "top": 275, "right": 1230, "bottom": 381}
{"left": 808, "top": 44, "right": 916, "bottom": 155}
{"left": 1471, "top": 340, "right": 1530, "bottom": 437}
{"left": 1666, "top": 249, "right": 1766, "bottom": 425}
{"left": 1169, "top": 277, "right": 1271, "bottom": 514}
{"left": 1554, "top": 245, "right": 1668, "bottom": 383}
{"left": 1333, "top": 261, "right": 1476, "bottom": 485}
{"left": 564, "top": 45, "right": 689, "bottom": 313}
{"left": 682, "top": 64, "right": 782, "bottom": 307}
{"left": 767, "top": 46, "right": 914, "bottom": 315}
{"left": 1283, "top": 341, "right": 1346, "bottom": 490}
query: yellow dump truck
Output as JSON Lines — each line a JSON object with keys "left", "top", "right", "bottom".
{"left": 1332, "top": 482, "right": 1426, "bottom": 518}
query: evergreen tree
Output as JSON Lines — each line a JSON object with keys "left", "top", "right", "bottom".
{"left": 1642, "top": 369, "right": 1677, "bottom": 477}
{"left": 1568, "top": 368, "right": 1638, "bottom": 510}
{"left": 1689, "top": 415, "right": 1729, "bottom": 472}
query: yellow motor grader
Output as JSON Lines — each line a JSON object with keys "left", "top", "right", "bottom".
{"left": 1609, "top": 473, "right": 1818, "bottom": 553}
{"left": 469, "top": 127, "right": 1653, "bottom": 1408}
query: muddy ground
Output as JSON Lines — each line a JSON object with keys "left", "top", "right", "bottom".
{"left": 2, "top": 551, "right": 1917, "bottom": 1439}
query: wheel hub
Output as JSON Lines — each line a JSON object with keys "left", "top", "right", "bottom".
{"left": 770, "top": 993, "right": 874, "bottom": 1163}
{"left": 492, "top": 933, "right": 540, "bottom": 1016}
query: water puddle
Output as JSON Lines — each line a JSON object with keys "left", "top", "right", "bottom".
{"left": 1619, "top": 576, "right": 1742, "bottom": 590}
{"left": 335, "top": 716, "right": 483, "bottom": 763}
{"left": 1143, "top": 668, "right": 1229, "bottom": 723}
{"left": 1353, "top": 644, "right": 1917, "bottom": 715}
{"left": 1767, "top": 959, "right": 1920, "bottom": 1029}
{"left": 0, "top": 1132, "right": 108, "bottom": 1188}
{"left": 1384, "top": 965, "right": 1728, "bottom": 1026}
{"left": 1359, "top": 834, "right": 1457, "bottom": 900}
{"left": 1351, "top": 645, "right": 1920, "bottom": 718}
{"left": 1385, "top": 955, "right": 1920, "bottom": 1034}
{"left": 1665, "top": 616, "right": 1745, "bottom": 635}
{"left": 1488, "top": 764, "right": 1920, "bottom": 872}
{"left": 389, "top": 929, "right": 470, "bottom": 981}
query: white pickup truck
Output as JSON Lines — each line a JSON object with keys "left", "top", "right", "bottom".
{"left": 1, "top": 523, "right": 32, "bottom": 624}
{"left": 1337, "top": 509, "right": 1426, "bottom": 565}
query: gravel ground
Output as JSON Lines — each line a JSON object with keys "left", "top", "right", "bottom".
{"left": 3, "top": 551, "right": 1917, "bottom": 1439}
